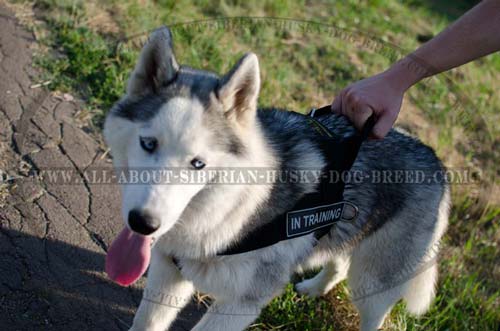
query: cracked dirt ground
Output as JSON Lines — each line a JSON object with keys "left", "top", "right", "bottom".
{"left": 0, "top": 4, "right": 202, "bottom": 330}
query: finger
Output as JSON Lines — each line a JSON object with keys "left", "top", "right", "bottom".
{"left": 346, "top": 104, "right": 373, "bottom": 132}
{"left": 331, "top": 92, "right": 342, "bottom": 114}
{"left": 371, "top": 109, "right": 398, "bottom": 139}
{"left": 341, "top": 92, "right": 351, "bottom": 117}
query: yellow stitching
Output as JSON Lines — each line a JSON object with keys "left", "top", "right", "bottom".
{"left": 307, "top": 118, "right": 334, "bottom": 138}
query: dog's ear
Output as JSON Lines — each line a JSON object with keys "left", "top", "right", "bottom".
{"left": 127, "top": 26, "right": 179, "bottom": 98}
{"left": 217, "top": 53, "right": 260, "bottom": 126}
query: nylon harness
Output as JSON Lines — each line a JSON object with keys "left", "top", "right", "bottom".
{"left": 215, "top": 105, "right": 376, "bottom": 256}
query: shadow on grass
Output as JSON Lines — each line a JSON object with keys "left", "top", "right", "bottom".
{"left": 403, "top": 0, "right": 480, "bottom": 20}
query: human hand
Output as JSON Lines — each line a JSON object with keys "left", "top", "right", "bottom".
{"left": 331, "top": 64, "right": 417, "bottom": 139}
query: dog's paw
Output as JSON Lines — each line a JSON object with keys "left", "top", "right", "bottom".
{"left": 294, "top": 278, "right": 326, "bottom": 297}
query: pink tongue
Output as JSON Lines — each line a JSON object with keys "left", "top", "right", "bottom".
{"left": 105, "top": 227, "right": 151, "bottom": 286}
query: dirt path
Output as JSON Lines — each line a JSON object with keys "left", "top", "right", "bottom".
{"left": 0, "top": 4, "right": 200, "bottom": 330}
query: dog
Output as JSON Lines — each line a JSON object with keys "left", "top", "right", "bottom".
{"left": 103, "top": 26, "right": 450, "bottom": 331}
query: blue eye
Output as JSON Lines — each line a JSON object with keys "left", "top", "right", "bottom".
{"left": 140, "top": 137, "right": 157, "bottom": 153}
{"left": 190, "top": 158, "right": 206, "bottom": 169}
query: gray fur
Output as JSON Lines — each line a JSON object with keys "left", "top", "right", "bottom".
{"left": 112, "top": 66, "right": 220, "bottom": 121}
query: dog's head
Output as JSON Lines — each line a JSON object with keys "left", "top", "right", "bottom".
{"left": 104, "top": 26, "right": 261, "bottom": 239}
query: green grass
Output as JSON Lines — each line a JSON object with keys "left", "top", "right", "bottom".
{"left": 250, "top": 284, "right": 338, "bottom": 331}
{"left": 36, "top": 25, "right": 136, "bottom": 120}
{"left": 13, "top": 0, "right": 500, "bottom": 329}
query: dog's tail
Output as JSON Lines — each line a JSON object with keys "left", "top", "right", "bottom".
{"left": 403, "top": 263, "right": 438, "bottom": 316}
{"left": 403, "top": 185, "right": 450, "bottom": 316}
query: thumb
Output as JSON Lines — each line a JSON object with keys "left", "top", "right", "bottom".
{"left": 331, "top": 93, "right": 343, "bottom": 114}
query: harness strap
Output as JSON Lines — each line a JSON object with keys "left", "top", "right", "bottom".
{"left": 310, "top": 105, "right": 376, "bottom": 140}
{"left": 216, "top": 106, "right": 375, "bottom": 256}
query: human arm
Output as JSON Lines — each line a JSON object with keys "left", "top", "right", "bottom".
{"left": 332, "top": 0, "right": 500, "bottom": 138}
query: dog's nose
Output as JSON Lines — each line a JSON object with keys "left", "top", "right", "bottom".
{"left": 128, "top": 209, "right": 160, "bottom": 235}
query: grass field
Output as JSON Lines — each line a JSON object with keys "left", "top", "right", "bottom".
{"left": 8, "top": 0, "right": 500, "bottom": 330}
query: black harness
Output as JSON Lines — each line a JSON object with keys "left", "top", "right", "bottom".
{"left": 216, "top": 106, "right": 375, "bottom": 256}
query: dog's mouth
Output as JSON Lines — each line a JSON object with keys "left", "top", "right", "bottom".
{"left": 105, "top": 227, "right": 152, "bottom": 286}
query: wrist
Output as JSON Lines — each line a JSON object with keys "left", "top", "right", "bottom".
{"left": 383, "top": 56, "right": 431, "bottom": 91}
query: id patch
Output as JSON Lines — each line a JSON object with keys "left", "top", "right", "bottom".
{"left": 286, "top": 202, "right": 346, "bottom": 238}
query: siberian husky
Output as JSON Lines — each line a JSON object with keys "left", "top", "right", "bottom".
{"left": 103, "top": 27, "right": 450, "bottom": 331}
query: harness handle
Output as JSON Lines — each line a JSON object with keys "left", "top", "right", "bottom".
{"left": 310, "top": 105, "right": 376, "bottom": 140}
{"left": 360, "top": 113, "right": 376, "bottom": 140}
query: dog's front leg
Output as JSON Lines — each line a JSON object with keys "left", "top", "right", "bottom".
{"left": 191, "top": 300, "right": 263, "bottom": 331}
{"left": 130, "top": 250, "right": 194, "bottom": 331}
